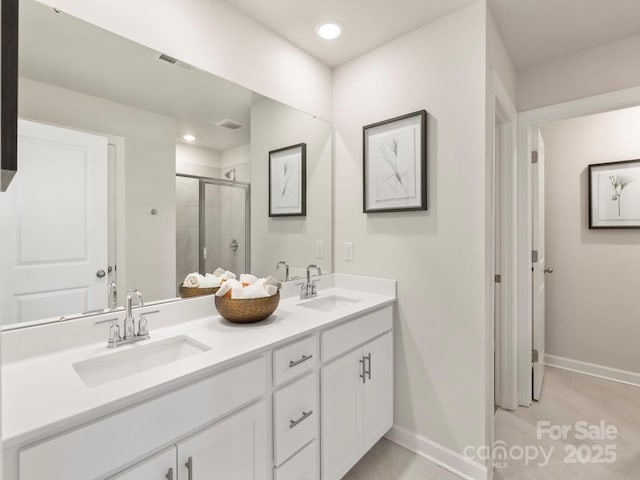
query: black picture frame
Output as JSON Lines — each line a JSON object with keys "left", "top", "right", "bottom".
{"left": 589, "top": 159, "right": 640, "bottom": 229}
{"left": 268, "top": 143, "right": 307, "bottom": 217}
{"left": 363, "top": 110, "right": 427, "bottom": 213}
{"left": 1, "top": 0, "right": 19, "bottom": 192}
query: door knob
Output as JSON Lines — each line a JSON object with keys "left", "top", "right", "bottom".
{"left": 544, "top": 267, "right": 554, "bottom": 274}
{"left": 96, "top": 269, "right": 106, "bottom": 278}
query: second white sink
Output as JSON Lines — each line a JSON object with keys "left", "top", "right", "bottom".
{"left": 73, "top": 335, "right": 210, "bottom": 387}
{"left": 298, "top": 295, "right": 361, "bottom": 312}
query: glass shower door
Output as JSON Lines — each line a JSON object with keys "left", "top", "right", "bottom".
{"left": 203, "top": 181, "right": 249, "bottom": 275}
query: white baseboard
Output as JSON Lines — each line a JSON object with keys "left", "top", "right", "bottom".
{"left": 385, "top": 426, "right": 489, "bottom": 480}
{"left": 545, "top": 354, "right": 640, "bottom": 388}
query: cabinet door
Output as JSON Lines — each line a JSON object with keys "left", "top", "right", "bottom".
{"left": 177, "top": 401, "right": 267, "bottom": 480}
{"left": 362, "top": 332, "right": 394, "bottom": 452}
{"left": 109, "top": 447, "right": 176, "bottom": 480}
{"left": 321, "top": 349, "right": 363, "bottom": 480}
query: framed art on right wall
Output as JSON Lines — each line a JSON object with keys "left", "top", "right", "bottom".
{"left": 589, "top": 159, "right": 640, "bottom": 228}
{"left": 363, "top": 110, "right": 427, "bottom": 213}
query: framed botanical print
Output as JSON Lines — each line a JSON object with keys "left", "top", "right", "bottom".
{"left": 589, "top": 159, "right": 640, "bottom": 228}
{"left": 269, "top": 143, "right": 306, "bottom": 217}
{"left": 363, "top": 110, "right": 427, "bottom": 213}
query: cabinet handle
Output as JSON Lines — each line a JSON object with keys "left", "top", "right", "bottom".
{"left": 359, "top": 356, "right": 366, "bottom": 383}
{"left": 365, "top": 353, "right": 372, "bottom": 380}
{"left": 165, "top": 467, "right": 174, "bottom": 480}
{"left": 289, "top": 354, "right": 313, "bottom": 368}
{"left": 289, "top": 410, "right": 313, "bottom": 429}
{"left": 185, "top": 457, "right": 193, "bottom": 480}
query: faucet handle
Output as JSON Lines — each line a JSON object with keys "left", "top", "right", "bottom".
{"left": 95, "top": 317, "right": 121, "bottom": 347}
{"left": 310, "top": 279, "right": 319, "bottom": 295}
{"left": 138, "top": 309, "right": 160, "bottom": 337}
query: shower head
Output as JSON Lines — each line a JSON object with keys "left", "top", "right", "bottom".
{"left": 224, "top": 168, "right": 236, "bottom": 181}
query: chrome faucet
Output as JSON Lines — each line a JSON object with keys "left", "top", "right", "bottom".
{"left": 125, "top": 289, "right": 144, "bottom": 340}
{"left": 299, "top": 264, "right": 322, "bottom": 299}
{"left": 276, "top": 261, "right": 290, "bottom": 281}
{"left": 109, "top": 281, "right": 118, "bottom": 311}
{"left": 95, "top": 289, "right": 159, "bottom": 348}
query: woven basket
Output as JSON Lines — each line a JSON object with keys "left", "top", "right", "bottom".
{"left": 179, "top": 285, "right": 219, "bottom": 298}
{"left": 215, "top": 291, "right": 280, "bottom": 324}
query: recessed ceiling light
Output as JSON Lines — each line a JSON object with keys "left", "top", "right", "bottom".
{"left": 183, "top": 134, "right": 196, "bottom": 142}
{"left": 316, "top": 22, "right": 342, "bottom": 40}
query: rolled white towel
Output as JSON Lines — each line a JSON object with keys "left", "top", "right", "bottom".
{"left": 184, "top": 273, "right": 201, "bottom": 288}
{"left": 222, "top": 271, "right": 237, "bottom": 280}
{"left": 244, "top": 284, "right": 269, "bottom": 299}
{"left": 239, "top": 273, "right": 258, "bottom": 285}
{"left": 200, "top": 274, "right": 222, "bottom": 288}
{"left": 216, "top": 282, "right": 230, "bottom": 297}
{"left": 264, "top": 285, "right": 278, "bottom": 297}
{"left": 213, "top": 267, "right": 226, "bottom": 277}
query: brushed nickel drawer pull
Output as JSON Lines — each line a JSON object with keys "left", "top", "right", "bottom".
{"left": 289, "top": 410, "right": 313, "bottom": 429}
{"left": 359, "top": 356, "right": 366, "bottom": 383}
{"left": 365, "top": 353, "right": 372, "bottom": 380}
{"left": 289, "top": 354, "right": 313, "bottom": 368}
{"left": 165, "top": 467, "right": 174, "bottom": 480}
{"left": 185, "top": 457, "right": 193, "bottom": 480}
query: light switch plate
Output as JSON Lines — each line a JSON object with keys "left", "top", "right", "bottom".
{"left": 316, "top": 241, "right": 324, "bottom": 259}
{"left": 344, "top": 241, "right": 353, "bottom": 261}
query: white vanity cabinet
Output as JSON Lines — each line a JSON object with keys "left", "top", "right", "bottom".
{"left": 111, "top": 401, "right": 267, "bottom": 480}
{"left": 8, "top": 296, "right": 395, "bottom": 480}
{"left": 320, "top": 307, "right": 393, "bottom": 480}
{"left": 177, "top": 401, "right": 267, "bottom": 480}
{"left": 110, "top": 448, "right": 176, "bottom": 480}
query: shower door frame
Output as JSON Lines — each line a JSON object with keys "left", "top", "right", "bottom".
{"left": 176, "top": 173, "right": 251, "bottom": 275}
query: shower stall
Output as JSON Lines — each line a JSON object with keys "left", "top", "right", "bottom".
{"left": 176, "top": 174, "right": 250, "bottom": 292}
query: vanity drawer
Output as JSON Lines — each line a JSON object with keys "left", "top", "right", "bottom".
{"left": 321, "top": 305, "right": 392, "bottom": 362}
{"left": 273, "top": 373, "right": 317, "bottom": 466}
{"left": 273, "top": 335, "right": 317, "bottom": 386}
{"left": 19, "top": 356, "right": 267, "bottom": 480}
{"left": 275, "top": 440, "right": 318, "bottom": 480}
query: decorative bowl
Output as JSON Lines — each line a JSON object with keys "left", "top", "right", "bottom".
{"left": 214, "top": 291, "right": 280, "bottom": 324}
{"left": 179, "top": 285, "right": 219, "bottom": 298}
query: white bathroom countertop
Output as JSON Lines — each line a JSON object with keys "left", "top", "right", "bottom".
{"left": 2, "top": 276, "right": 395, "bottom": 449}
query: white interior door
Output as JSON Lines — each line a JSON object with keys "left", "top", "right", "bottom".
{"left": 532, "top": 130, "right": 546, "bottom": 401}
{"left": 1, "top": 119, "right": 108, "bottom": 324}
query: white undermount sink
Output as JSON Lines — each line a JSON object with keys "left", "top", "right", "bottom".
{"left": 73, "top": 335, "right": 210, "bottom": 387}
{"left": 298, "top": 295, "right": 361, "bottom": 312}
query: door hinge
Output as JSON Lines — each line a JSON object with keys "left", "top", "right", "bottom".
{"left": 532, "top": 250, "right": 539, "bottom": 263}
{"left": 532, "top": 349, "right": 539, "bottom": 363}
{"left": 494, "top": 274, "right": 502, "bottom": 283}
{"left": 531, "top": 151, "right": 539, "bottom": 164}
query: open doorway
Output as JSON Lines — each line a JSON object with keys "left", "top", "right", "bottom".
{"left": 494, "top": 87, "right": 640, "bottom": 479}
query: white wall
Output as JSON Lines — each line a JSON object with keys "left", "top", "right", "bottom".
{"left": 221, "top": 143, "right": 251, "bottom": 183}
{"left": 333, "top": 0, "right": 489, "bottom": 460}
{"left": 19, "top": 78, "right": 177, "bottom": 303}
{"left": 35, "top": 0, "right": 332, "bottom": 121}
{"left": 176, "top": 143, "right": 222, "bottom": 179}
{"left": 541, "top": 106, "right": 640, "bottom": 374}
{"left": 487, "top": 8, "right": 516, "bottom": 103}
{"left": 251, "top": 98, "right": 332, "bottom": 278}
{"left": 518, "top": 33, "right": 640, "bottom": 112}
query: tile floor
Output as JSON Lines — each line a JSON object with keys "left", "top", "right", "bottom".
{"left": 343, "top": 367, "right": 640, "bottom": 479}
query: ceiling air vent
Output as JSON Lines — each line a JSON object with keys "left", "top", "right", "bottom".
{"left": 155, "top": 52, "right": 194, "bottom": 72}
{"left": 215, "top": 119, "right": 245, "bottom": 130}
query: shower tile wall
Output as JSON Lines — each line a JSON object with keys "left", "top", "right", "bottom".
{"left": 176, "top": 176, "right": 200, "bottom": 291}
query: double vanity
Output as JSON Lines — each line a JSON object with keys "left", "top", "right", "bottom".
{"left": 2, "top": 274, "right": 396, "bottom": 480}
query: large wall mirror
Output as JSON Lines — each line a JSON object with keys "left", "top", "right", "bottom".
{"left": 0, "top": 0, "right": 332, "bottom": 329}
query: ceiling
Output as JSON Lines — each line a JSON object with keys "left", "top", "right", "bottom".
{"left": 223, "top": 0, "right": 477, "bottom": 67}
{"left": 489, "top": 0, "right": 640, "bottom": 69}
{"left": 19, "top": 0, "right": 254, "bottom": 151}
{"left": 224, "top": 0, "right": 640, "bottom": 70}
